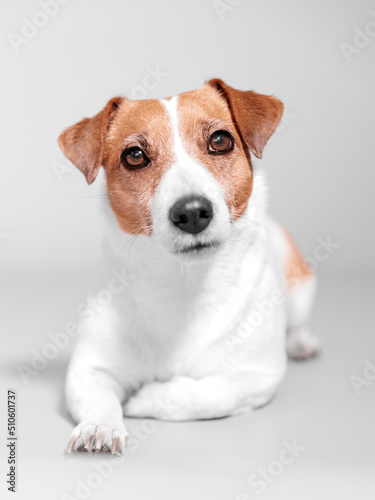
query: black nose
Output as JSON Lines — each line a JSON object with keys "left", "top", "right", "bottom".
{"left": 170, "top": 196, "right": 213, "bottom": 234}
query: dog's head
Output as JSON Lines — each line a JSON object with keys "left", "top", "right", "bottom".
{"left": 58, "top": 79, "right": 283, "bottom": 261}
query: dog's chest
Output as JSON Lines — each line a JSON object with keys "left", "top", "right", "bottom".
{"left": 117, "top": 245, "right": 276, "bottom": 378}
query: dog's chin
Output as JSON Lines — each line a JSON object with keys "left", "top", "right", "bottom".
{"left": 152, "top": 217, "right": 232, "bottom": 263}
{"left": 176, "top": 240, "right": 222, "bottom": 260}
{"left": 162, "top": 239, "right": 223, "bottom": 263}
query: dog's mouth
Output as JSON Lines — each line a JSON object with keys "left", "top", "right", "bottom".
{"left": 176, "top": 240, "right": 220, "bottom": 255}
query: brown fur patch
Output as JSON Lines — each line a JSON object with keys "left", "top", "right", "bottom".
{"left": 281, "top": 226, "right": 314, "bottom": 293}
{"left": 207, "top": 79, "right": 284, "bottom": 160}
{"left": 103, "top": 99, "right": 174, "bottom": 234}
{"left": 58, "top": 97, "right": 123, "bottom": 184}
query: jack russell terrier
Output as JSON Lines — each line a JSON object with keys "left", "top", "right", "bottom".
{"left": 58, "top": 79, "right": 320, "bottom": 455}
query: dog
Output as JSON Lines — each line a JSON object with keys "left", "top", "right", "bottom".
{"left": 58, "top": 79, "right": 320, "bottom": 455}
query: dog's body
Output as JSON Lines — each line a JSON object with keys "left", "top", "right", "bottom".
{"left": 59, "top": 80, "right": 319, "bottom": 454}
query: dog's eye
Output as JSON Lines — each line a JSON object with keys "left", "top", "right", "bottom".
{"left": 121, "top": 147, "right": 150, "bottom": 170}
{"left": 208, "top": 131, "right": 234, "bottom": 155}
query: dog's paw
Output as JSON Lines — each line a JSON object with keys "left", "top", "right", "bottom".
{"left": 67, "top": 419, "right": 128, "bottom": 455}
{"left": 287, "top": 327, "right": 321, "bottom": 360}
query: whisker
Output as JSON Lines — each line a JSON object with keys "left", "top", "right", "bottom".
{"left": 67, "top": 194, "right": 109, "bottom": 199}
{"left": 127, "top": 234, "right": 139, "bottom": 261}
{"left": 247, "top": 196, "right": 284, "bottom": 208}
{"left": 252, "top": 173, "right": 286, "bottom": 184}
{"left": 232, "top": 216, "right": 277, "bottom": 234}
{"left": 226, "top": 238, "right": 251, "bottom": 243}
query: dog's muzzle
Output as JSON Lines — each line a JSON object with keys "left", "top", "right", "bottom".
{"left": 169, "top": 195, "right": 213, "bottom": 234}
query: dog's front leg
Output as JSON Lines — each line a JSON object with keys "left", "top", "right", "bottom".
{"left": 65, "top": 357, "right": 128, "bottom": 454}
{"left": 123, "top": 372, "right": 280, "bottom": 421}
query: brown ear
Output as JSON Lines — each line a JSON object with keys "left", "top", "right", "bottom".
{"left": 58, "top": 97, "right": 123, "bottom": 184}
{"left": 207, "top": 79, "right": 284, "bottom": 159}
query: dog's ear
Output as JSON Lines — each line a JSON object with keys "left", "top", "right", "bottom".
{"left": 58, "top": 97, "right": 123, "bottom": 184}
{"left": 207, "top": 79, "right": 284, "bottom": 159}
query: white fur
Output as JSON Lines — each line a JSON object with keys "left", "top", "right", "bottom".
{"left": 65, "top": 97, "right": 317, "bottom": 454}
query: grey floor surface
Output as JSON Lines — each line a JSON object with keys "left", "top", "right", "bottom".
{"left": 1, "top": 271, "right": 374, "bottom": 499}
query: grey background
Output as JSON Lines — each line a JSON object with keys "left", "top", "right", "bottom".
{"left": 1, "top": 0, "right": 374, "bottom": 499}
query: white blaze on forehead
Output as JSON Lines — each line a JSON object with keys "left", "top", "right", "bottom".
{"left": 161, "top": 96, "right": 188, "bottom": 165}
{"left": 160, "top": 96, "right": 216, "bottom": 192}
{"left": 158, "top": 96, "right": 227, "bottom": 202}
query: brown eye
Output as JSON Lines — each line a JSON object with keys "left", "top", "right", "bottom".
{"left": 121, "top": 147, "right": 150, "bottom": 170}
{"left": 208, "top": 130, "right": 234, "bottom": 154}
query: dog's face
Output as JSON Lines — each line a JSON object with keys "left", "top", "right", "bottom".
{"left": 58, "top": 79, "right": 283, "bottom": 261}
